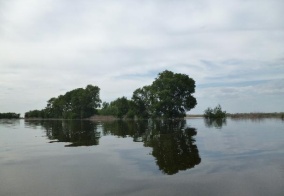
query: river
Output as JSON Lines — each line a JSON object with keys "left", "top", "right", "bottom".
{"left": 0, "top": 118, "right": 283, "bottom": 196}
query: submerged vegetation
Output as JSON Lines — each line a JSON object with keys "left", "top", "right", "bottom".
{"left": 0, "top": 113, "right": 20, "bottom": 119}
{"left": 25, "top": 70, "right": 197, "bottom": 119}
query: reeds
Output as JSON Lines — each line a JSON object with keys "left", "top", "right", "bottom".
{"left": 228, "top": 112, "right": 284, "bottom": 119}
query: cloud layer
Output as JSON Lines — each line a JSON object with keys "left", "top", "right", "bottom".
{"left": 1, "top": 0, "right": 284, "bottom": 115}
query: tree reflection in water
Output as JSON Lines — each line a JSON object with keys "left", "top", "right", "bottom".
{"left": 102, "top": 120, "right": 201, "bottom": 175}
{"left": 0, "top": 119, "right": 20, "bottom": 128}
{"left": 147, "top": 120, "right": 201, "bottom": 175}
{"left": 25, "top": 120, "right": 100, "bottom": 147}
{"left": 204, "top": 118, "right": 227, "bottom": 129}
{"left": 25, "top": 119, "right": 201, "bottom": 174}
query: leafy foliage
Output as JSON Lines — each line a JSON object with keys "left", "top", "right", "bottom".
{"left": 0, "top": 113, "right": 20, "bottom": 119}
{"left": 204, "top": 104, "right": 226, "bottom": 119}
{"left": 131, "top": 86, "right": 153, "bottom": 119}
{"left": 25, "top": 85, "right": 101, "bottom": 119}
{"left": 99, "top": 70, "right": 197, "bottom": 119}
{"left": 99, "top": 97, "right": 133, "bottom": 119}
{"left": 25, "top": 70, "right": 197, "bottom": 119}
{"left": 132, "top": 70, "right": 197, "bottom": 119}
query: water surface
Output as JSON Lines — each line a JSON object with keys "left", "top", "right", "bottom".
{"left": 0, "top": 118, "right": 283, "bottom": 196}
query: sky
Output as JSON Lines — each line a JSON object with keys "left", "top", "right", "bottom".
{"left": 0, "top": 0, "right": 284, "bottom": 116}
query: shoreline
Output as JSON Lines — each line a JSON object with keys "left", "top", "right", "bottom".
{"left": 5, "top": 112, "right": 283, "bottom": 121}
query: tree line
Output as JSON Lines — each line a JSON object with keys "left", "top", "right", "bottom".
{"left": 0, "top": 113, "right": 21, "bottom": 119}
{"left": 25, "top": 85, "right": 101, "bottom": 119}
{"left": 99, "top": 70, "right": 197, "bottom": 119}
{"left": 25, "top": 70, "right": 197, "bottom": 119}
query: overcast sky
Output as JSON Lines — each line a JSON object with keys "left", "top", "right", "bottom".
{"left": 0, "top": 0, "right": 284, "bottom": 116}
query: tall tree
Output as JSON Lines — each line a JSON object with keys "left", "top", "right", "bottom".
{"left": 151, "top": 70, "right": 197, "bottom": 118}
{"left": 108, "top": 97, "right": 130, "bottom": 118}
{"left": 132, "top": 70, "right": 197, "bottom": 119}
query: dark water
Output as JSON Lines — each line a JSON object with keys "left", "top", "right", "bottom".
{"left": 0, "top": 118, "right": 283, "bottom": 196}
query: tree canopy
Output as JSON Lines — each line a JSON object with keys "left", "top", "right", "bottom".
{"left": 25, "top": 70, "right": 197, "bottom": 119}
{"left": 25, "top": 85, "right": 101, "bottom": 119}
{"left": 99, "top": 70, "right": 197, "bottom": 119}
{"left": 204, "top": 104, "right": 226, "bottom": 119}
{"left": 99, "top": 96, "right": 132, "bottom": 119}
{"left": 150, "top": 70, "right": 197, "bottom": 118}
{"left": 0, "top": 113, "right": 20, "bottom": 119}
{"left": 132, "top": 70, "right": 197, "bottom": 119}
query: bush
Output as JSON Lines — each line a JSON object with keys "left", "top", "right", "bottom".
{"left": 204, "top": 105, "right": 226, "bottom": 119}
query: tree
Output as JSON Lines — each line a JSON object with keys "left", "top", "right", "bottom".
{"left": 131, "top": 70, "right": 197, "bottom": 119}
{"left": 110, "top": 97, "right": 130, "bottom": 119}
{"left": 0, "top": 113, "right": 20, "bottom": 119}
{"left": 25, "top": 110, "right": 44, "bottom": 118}
{"left": 98, "top": 102, "right": 113, "bottom": 116}
{"left": 131, "top": 86, "right": 153, "bottom": 119}
{"left": 99, "top": 97, "right": 131, "bottom": 119}
{"left": 204, "top": 104, "right": 226, "bottom": 119}
{"left": 25, "top": 85, "right": 101, "bottom": 119}
{"left": 151, "top": 70, "right": 197, "bottom": 118}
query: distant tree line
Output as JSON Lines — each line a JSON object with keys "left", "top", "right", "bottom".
{"left": 25, "top": 70, "right": 197, "bottom": 119}
{"left": 0, "top": 113, "right": 20, "bottom": 119}
{"left": 228, "top": 112, "right": 284, "bottom": 119}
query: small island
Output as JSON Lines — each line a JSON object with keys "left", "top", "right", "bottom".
{"left": 25, "top": 70, "right": 197, "bottom": 120}
{"left": 203, "top": 104, "right": 226, "bottom": 119}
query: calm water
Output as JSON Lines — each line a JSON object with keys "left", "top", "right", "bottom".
{"left": 0, "top": 118, "right": 283, "bottom": 196}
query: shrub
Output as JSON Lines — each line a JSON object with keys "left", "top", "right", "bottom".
{"left": 204, "top": 104, "right": 226, "bottom": 119}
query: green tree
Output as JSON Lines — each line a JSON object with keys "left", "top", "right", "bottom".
{"left": 0, "top": 113, "right": 20, "bottom": 119}
{"left": 131, "top": 85, "right": 153, "bottom": 119}
{"left": 103, "top": 97, "right": 130, "bottom": 119}
{"left": 25, "top": 85, "right": 101, "bottom": 119}
{"left": 82, "top": 85, "right": 101, "bottom": 118}
{"left": 204, "top": 104, "right": 226, "bottom": 119}
{"left": 131, "top": 70, "right": 197, "bottom": 119}
{"left": 99, "top": 97, "right": 135, "bottom": 119}
{"left": 151, "top": 70, "right": 197, "bottom": 118}
{"left": 25, "top": 110, "right": 45, "bottom": 118}
{"left": 98, "top": 102, "right": 113, "bottom": 116}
